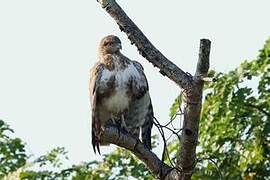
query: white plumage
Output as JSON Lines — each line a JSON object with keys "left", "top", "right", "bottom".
{"left": 89, "top": 35, "right": 153, "bottom": 154}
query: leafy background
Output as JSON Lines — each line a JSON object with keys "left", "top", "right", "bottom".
{"left": 1, "top": 38, "right": 269, "bottom": 179}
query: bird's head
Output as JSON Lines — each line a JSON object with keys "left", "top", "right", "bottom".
{"left": 99, "top": 35, "right": 122, "bottom": 54}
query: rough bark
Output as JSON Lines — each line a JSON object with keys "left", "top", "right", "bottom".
{"left": 101, "top": 126, "right": 173, "bottom": 178}
{"left": 97, "top": 0, "right": 192, "bottom": 90}
{"left": 97, "top": 0, "right": 211, "bottom": 179}
{"left": 176, "top": 39, "right": 211, "bottom": 180}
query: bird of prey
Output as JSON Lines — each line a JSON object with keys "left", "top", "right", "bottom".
{"left": 89, "top": 35, "right": 153, "bottom": 154}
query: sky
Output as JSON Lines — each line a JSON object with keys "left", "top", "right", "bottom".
{"left": 0, "top": 0, "right": 269, "bottom": 165}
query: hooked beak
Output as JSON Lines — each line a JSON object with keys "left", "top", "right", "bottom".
{"left": 117, "top": 43, "right": 122, "bottom": 50}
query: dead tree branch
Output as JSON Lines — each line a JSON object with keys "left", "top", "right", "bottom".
{"left": 176, "top": 39, "right": 211, "bottom": 180}
{"left": 97, "top": 0, "right": 192, "bottom": 90}
{"left": 97, "top": 0, "right": 211, "bottom": 179}
{"left": 101, "top": 126, "right": 173, "bottom": 179}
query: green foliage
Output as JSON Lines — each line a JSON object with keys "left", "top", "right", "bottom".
{"left": 194, "top": 38, "right": 270, "bottom": 179}
{"left": 0, "top": 120, "right": 27, "bottom": 179}
{"left": 169, "top": 94, "right": 183, "bottom": 120}
{"left": 0, "top": 120, "right": 155, "bottom": 179}
{"left": 1, "top": 38, "right": 269, "bottom": 179}
{"left": 89, "top": 147, "right": 154, "bottom": 180}
{"left": 34, "top": 147, "right": 68, "bottom": 168}
{"left": 20, "top": 147, "right": 154, "bottom": 180}
{"left": 20, "top": 147, "right": 71, "bottom": 179}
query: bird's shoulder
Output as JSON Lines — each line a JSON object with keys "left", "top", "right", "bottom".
{"left": 131, "top": 60, "right": 144, "bottom": 71}
{"left": 89, "top": 62, "right": 106, "bottom": 95}
{"left": 90, "top": 62, "right": 105, "bottom": 80}
{"left": 130, "top": 60, "right": 148, "bottom": 89}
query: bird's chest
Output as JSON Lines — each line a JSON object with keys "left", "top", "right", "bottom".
{"left": 100, "top": 65, "right": 140, "bottom": 114}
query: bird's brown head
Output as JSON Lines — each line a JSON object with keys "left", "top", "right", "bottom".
{"left": 99, "top": 35, "right": 122, "bottom": 55}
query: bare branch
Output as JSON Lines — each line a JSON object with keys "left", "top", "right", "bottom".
{"left": 97, "top": 0, "right": 192, "bottom": 90}
{"left": 96, "top": 1, "right": 212, "bottom": 179}
{"left": 177, "top": 39, "right": 211, "bottom": 180}
{"left": 195, "top": 39, "right": 211, "bottom": 78}
{"left": 101, "top": 126, "right": 173, "bottom": 179}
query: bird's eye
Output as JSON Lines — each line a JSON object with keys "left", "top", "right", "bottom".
{"left": 104, "top": 42, "right": 112, "bottom": 46}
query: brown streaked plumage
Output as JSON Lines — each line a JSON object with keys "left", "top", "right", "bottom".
{"left": 89, "top": 35, "right": 153, "bottom": 154}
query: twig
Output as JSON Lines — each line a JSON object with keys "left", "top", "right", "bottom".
{"left": 197, "top": 157, "right": 223, "bottom": 180}
{"left": 153, "top": 117, "right": 175, "bottom": 167}
{"left": 244, "top": 103, "right": 270, "bottom": 117}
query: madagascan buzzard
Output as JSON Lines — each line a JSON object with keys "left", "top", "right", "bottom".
{"left": 89, "top": 35, "right": 153, "bottom": 154}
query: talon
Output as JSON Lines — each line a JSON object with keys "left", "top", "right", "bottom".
{"left": 133, "top": 138, "right": 140, "bottom": 151}
{"left": 111, "top": 117, "right": 116, "bottom": 124}
{"left": 120, "top": 115, "right": 128, "bottom": 132}
{"left": 116, "top": 124, "right": 122, "bottom": 143}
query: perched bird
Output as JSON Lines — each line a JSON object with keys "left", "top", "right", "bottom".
{"left": 89, "top": 35, "right": 153, "bottom": 154}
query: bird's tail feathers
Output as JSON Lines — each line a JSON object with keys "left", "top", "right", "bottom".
{"left": 92, "top": 107, "right": 101, "bottom": 154}
{"left": 142, "top": 104, "right": 154, "bottom": 150}
{"left": 91, "top": 129, "right": 101, "bottom": 154}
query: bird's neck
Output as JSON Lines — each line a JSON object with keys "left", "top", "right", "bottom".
{"left": 99, "top": 52, "right": 130, "bottom": 71}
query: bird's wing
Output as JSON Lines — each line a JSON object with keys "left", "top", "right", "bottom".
{"left": 131, "top": 60, "right": 153, "bottom": 149}
{"left": 131, "top": 61, "right": 149, "bottom": 97}
{"left": 89, "top": 62, "right": 105, "bottom": 154}
{"left": 141, "top": 98, "right": 154, "bottom": 150}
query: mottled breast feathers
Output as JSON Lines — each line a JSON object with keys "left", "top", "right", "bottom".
{"left": 89, "top": 35, "right": 153, "bottom": 154}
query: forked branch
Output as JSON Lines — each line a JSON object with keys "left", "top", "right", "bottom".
{"left": 97, "top": 0, "right": 211, "bottom": 179}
